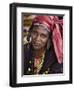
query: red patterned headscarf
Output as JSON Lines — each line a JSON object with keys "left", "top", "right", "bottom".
{"left": 32, "top": 15, "right": 63, "bottom": 64}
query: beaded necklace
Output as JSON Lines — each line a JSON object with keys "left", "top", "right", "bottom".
{"left": 34, "top": 52, "right": 45, "bottom": 74}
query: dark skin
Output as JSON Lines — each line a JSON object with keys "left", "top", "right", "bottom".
{"left": 31, "top": 26, "right": 50, "bottom": 58}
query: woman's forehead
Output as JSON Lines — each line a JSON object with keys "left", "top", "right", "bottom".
{"left": 32, "top": 25, "right": 49, "bottom": 35}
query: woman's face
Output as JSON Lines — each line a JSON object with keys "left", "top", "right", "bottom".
{"left": 31, "top": 26, "right": 49, "bottom": 50}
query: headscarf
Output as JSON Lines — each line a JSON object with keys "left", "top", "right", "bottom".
{"left": 32, "top": 15, "right": 63, "bottom": 64}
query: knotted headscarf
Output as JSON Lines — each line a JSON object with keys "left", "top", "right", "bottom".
{"left": 32, "top": 15, "right": 63, "bottom": 64}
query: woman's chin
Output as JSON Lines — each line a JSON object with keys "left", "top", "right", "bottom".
{"left": 33, "top": 45, "right": 41, "bottom": 50}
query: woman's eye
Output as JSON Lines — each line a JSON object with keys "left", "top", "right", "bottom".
{"left": 32, "top": 31, "right": 38, "bottom": 36}
{"left": 41, "top": 34, "right": 47, "bottom": 38}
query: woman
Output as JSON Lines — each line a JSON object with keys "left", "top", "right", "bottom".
{"left": 23, "top": 15, "right": 63, "bottom": 75}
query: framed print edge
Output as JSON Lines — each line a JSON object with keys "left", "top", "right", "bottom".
{"left": 69, "top": 6, "right": 72, "bottom": 84}
{"left": 10, "top": 3, "right": 17, "bottom": 87}
{"left": 9, "top": 3, "right": 72, "bottom": 87}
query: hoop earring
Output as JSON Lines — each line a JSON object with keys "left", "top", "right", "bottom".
{"left": 27, "top": 33, "right": 30, "bottom": 41}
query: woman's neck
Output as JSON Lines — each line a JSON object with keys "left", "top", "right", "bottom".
{"left": 33, "top": 48, "right": 45, "bottom": 58}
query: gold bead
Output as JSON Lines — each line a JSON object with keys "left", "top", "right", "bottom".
{"left": 45, "top": 71, "right": 48, "bottom": 74}
{"left": 28, "top": 68, "right": 31, "bottom": 71}
{"left": 29, "top": 61, "right": 31, "bottom": 64}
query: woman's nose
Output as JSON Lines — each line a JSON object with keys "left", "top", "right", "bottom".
{"left": 36, "top": 35, "right": 40, "bottom": 41}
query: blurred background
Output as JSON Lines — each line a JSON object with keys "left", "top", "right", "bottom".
{"left": 22, "top": 14, "right": 36, "bottom": 45}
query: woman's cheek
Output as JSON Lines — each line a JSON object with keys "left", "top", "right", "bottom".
{"left": 42, "top": 38, "right": 48, "bottom": 44}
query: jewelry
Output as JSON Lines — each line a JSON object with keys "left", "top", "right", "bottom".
{"left": 34, "top": 52, "right": 45, "bottom": 73}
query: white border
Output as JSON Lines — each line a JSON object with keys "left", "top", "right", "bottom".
{"left": 16, "top": 7, "right": 70, "bottom": 83}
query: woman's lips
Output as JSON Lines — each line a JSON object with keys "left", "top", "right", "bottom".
{"left": 33, "top": 43, "right": 41, "bottom": 46}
